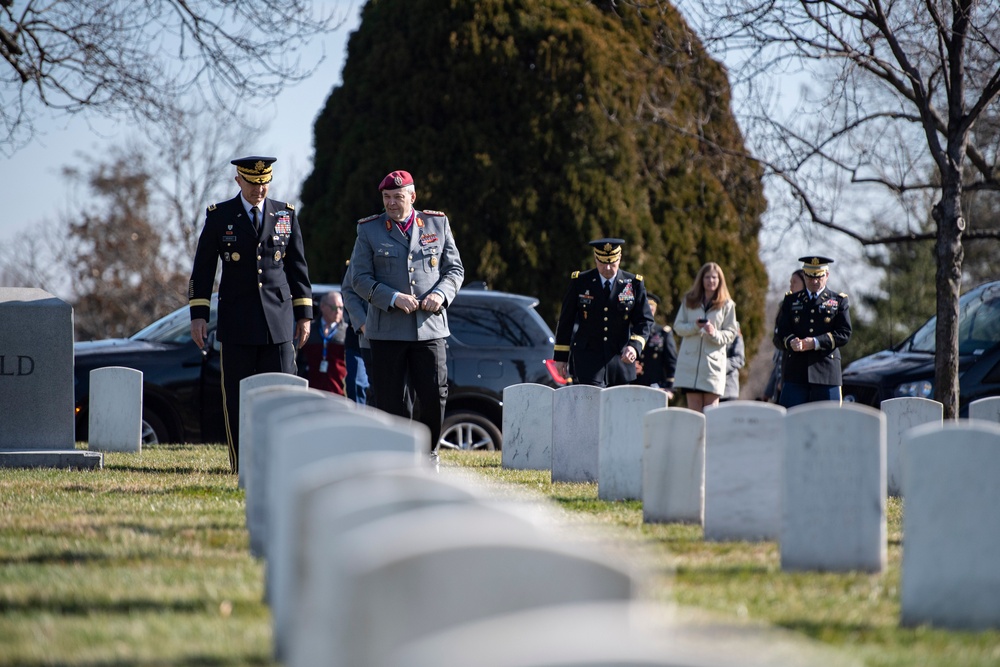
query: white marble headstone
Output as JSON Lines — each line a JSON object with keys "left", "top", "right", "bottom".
{"left": 289, "top": 458, "right": 479, "bottom": 667}
{"left": 88, "top": 366, "right": 143, "bottom": 453}
{"left": 704, "top": 401, "right": 785, "bottom": 540}
{"left": 781, "top": 403, "right": 886, "bottom": 572}
{"left": 901, "top": 421, "right": 1000, "bottom": 630}
{"left": 502, "top": 383, "right": 554, "bottom": 470}
{"left": 237, "top": 372, "right": 307, "bottom": 488}
{"left": 968, "top": 396, "right": 1000, "bottom": 424}
{"left": 880, "top": 397, "right": 942, "bottom": 497}
{"left": 642, "top": 407, "right": 705, "bottom": 524}
{"left": 243, "top": 386, "right": 340, "bottom": 557}
{"left": 267, "top": 410, "right": 428, "bottom": 660}
{"left": 551, "top": 384, "right": 602, "bottom": 482}
{"left": 329, "top": 504, "right": 633, "bottom": 667}
{"left": 598, "top": 386, "right": 669, "bottom": 501}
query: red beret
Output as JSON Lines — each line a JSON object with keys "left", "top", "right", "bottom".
{"left": 378, "top": 170, "right": 414, "bottom": 191}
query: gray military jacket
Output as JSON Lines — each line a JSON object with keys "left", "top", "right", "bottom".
{"left": 349, "top": 209, "right": 464, "bottom": 341}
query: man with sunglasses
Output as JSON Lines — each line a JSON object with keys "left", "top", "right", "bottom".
{"left": 773, "top": 255, "right": 852, "bottom": 407}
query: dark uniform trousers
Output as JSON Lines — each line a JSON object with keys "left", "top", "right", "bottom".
{"left": 220, "top": 340, "right": 296, "bottom": 461}
{"left": 369, "top": 338, "right": 446, "bottom": 446}
{"left": 774, "top": 288, "right": 851, "bottom": 409}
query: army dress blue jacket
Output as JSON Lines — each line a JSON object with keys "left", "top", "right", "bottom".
{"left": 554, "top": 268, "right": 654, "bottom": 387}
{"left": 773, "top": 288, "right": 851, "bottom": 386}
{"left": 188, "top": 195, "right": 313, "bottom": 345}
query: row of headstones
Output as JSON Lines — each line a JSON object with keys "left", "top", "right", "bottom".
{"left": 236, "top": 373, "right": 842, "bottom": 667}
{"left": 502, "top": 384, "right": 1000, "bottom": 631}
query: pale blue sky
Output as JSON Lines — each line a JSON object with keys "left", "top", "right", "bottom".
{"left": 1, "top": 2, "right": 363, "bottom": 247}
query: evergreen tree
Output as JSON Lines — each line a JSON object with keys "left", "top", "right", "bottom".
{"left": 301, "top": 0, "right": 767, "bottom": 350}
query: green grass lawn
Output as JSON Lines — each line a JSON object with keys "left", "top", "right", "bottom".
{"left": 1, "top": 445, "right": 998, "bottom": 666}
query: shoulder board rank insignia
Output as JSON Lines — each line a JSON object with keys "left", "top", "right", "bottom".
{"left": 357, "top": 213, "right": 380, "bottom": 224}
{"left": 422, "top": 209, "right": 445, "bottom": 216}
{"left": 840, "top": 292, "right": 848, "bottom": 298}
{"left": 636, "top": 274, "right": 644, "bottom": 281}
{"left": 286, "top": 202, "right": 295, "bottom": 210}
{"left": 207, "top": 203, "right": 217, "bottom": 212}
{"left": 571, "top": 271, "right": 580, "bottom": 279}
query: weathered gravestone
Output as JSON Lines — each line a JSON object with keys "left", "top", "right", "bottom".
{"left": 289, "top": 456, "right": 478, "bottom": 667}
{"left": 244, "top": 386, "right": 343, "bottom": 558}
{"left": 502, "top": 383, "right": 554, "bottom": 470}
{"left": 267, "top": 410, "right": 428, "bottom": 660}
{"left": 598, "top": 386, "right": 669, "bottom": 501}
{"left": 551, "top": 384, "right": 601, "bottom": 482}
{"left": 643, "top": 407, "right": 705, "bottom": 524}
{"left": 237, "top": 372, "right": 308, "bottom": 488}
{"left": 782, "top": 403, "right": 886, "bottom": 572}
{"left": 901, "top": 421, "right": 1000, "bottom": 630}
{"left": 0, "top": 288, "right": 101, "bottom": 469}
{"left": 704, "top": 401, "right": 785, "bottom": 541}
{"left": 88, "top": 367, "right": 143, "bottom": 453}
{"left": 968, "top": 396, "right": 1000, "bottom": 424}
{"left": 880, "top": 397, "right": 942, "bottom": 497}
{"left": 326, "top": 504, "right": 633, "bottom": 667}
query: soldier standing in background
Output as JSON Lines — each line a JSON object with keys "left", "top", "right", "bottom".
{"left": 553, "top": 238, "right": 654, "bottom": 387}
{"left": 634, "top": 293, "right": 677, "bottom": 398}
{"left": 774, "top": 255, "right": 851, "bottom": 407}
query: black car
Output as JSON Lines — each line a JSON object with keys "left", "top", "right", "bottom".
{"left": 73, "top": 285, "right": 565, "bottom": 449}
{"left": 842, "top": 279, "right": 1000, "bottom": 416}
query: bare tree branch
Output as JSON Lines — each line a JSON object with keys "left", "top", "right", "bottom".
{"left": 0, "top": 0, "right": 346, "bottom": 153}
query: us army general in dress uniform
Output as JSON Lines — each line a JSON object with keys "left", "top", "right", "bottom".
{"left": 773, "top": 255, "right": 851, "bottom": 407}
{"left": 349, "top": 170, "right": 464, "bottom": 454}
{"left": 554, "top": 239, "right": 654, "bottom": 387}
{"left": 189, "top": 157, "right": 313, "bottom": 473}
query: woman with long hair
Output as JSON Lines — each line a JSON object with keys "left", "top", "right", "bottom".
{"left": 672, "top": 262, "right": 739, "bottom": 412}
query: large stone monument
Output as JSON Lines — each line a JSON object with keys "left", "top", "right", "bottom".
{"left": 0, "top": 288, "right": 101, "bottom": 469}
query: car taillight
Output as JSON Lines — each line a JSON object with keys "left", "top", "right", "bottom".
{"left": 544, "top": 359, "right": 569, "bottom": 385}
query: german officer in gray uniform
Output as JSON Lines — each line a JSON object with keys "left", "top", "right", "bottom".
{"left": 189, "top": 156, "right": 313, "bottom": 473}
{"left": 349, "top": 170, "right": 464, "bottom": 454}
{"left": 773, "top": 255, "right": 851, "bottom": 407}
{"left": 553, "top": 238, "right": 654, "bottom": 387}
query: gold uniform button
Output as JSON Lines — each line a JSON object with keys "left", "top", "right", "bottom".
{"left": 409, "top": 267, "right": 414, "bottom": 272}
{"left": 411, "top": 280, "right": 416, "bottom": 285}
{"left": 258, "top": 269, "right": 263, "bottom": 274}
{"left": 603, "top": 316, "right": 608, "bottom": 321}
{"left": 258, "top": 283, "right": 263, "bottom": 288}
{"left": 603, "top": 336, "right": 608, "bottom": 341}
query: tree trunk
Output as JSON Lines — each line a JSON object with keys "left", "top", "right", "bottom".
{"left": 933, "top": 181, "right": 964, "bottom": 420}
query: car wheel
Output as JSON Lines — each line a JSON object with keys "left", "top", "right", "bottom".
{"left": 438, "top": 411, "right": 502, "bottom": 451}
{"left": 141, "top": 411, "right": 169, "bottom": 445}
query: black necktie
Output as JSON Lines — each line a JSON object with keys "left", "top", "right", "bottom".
{"left": 251, "top": 206, "right": 261, "bottom": 235}
{"left": 603, "top": 280, "right": 611, "bottom": 300}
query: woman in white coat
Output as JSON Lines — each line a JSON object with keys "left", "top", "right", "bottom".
{"left": 673, "top": 262, "right": 738, "bottom": 412}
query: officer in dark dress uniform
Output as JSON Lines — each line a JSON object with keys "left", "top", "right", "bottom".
{"left": 773, "top": 255, "right": 851, "bottom": 407}
{"left": 553, "top": 238, "right": 654, "bottom": 387}
{"left": 635, "top": 293, "right": 677, "bottom": 396}
{"left": 189, "top": 156, "right": 313, "bottom": 473}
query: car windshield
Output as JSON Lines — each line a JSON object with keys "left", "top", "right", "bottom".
{"left": 131, "top": 299, "right": 218, "bottom": 344}
{"left": 908, "top": 283, "right": 1000, "bottom": 355}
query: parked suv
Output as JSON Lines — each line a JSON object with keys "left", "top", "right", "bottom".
{"left": 73, "top": 285, "right": 564, "bottom": 449}
{"left": 842, "top": 279, "right": 1000, "bottom": 416}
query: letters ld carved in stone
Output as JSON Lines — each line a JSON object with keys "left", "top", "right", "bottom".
{"left": 0, "top": 355, "right": 35, "bottom": 376}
